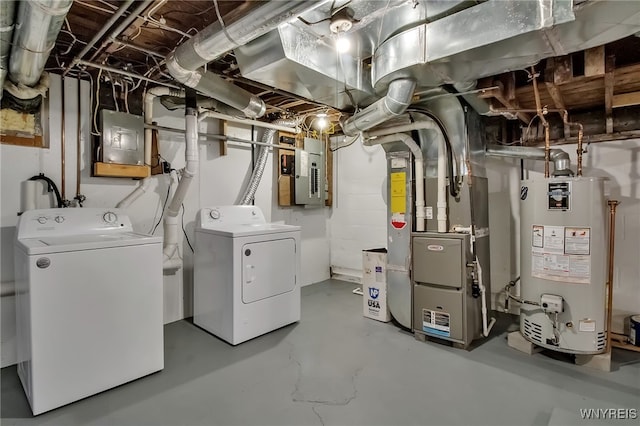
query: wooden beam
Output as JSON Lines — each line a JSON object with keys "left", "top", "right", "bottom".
{"left": 492, "top": 82, "right": 533, "bottom": 124}
{"left": 584, "top": 46, "right": 606, "bottom": 77}
{"left": 545, "top": 82, "right": 571, "bottom": 138}
{"left": 218, "top": 120, "right": 228, "bottom": 156}
{"left": 604, "top": 55, "right": 616, "bottom": 133}
{"left": 612, "top": 91, "right": 640, "bottom": 108}
{"left": 551, "top": 55, "right": 574, "bottom": 84}
{"left": 94, "top": 162, "right": 150, "bottom": 178}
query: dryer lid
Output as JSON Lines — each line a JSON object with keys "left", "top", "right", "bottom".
{"left": 195, "top": 223, "right": 300, "bottom": 238}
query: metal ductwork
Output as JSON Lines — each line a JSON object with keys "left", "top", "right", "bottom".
{"left": 486, "top": 144, "right": 573, "bottom": 176}
{"left": 9, "top": 0, "right": 73, "bottom": 88}
{"left": 340, "top": 78, "right": 416, "bottom": 136}
{"left": 234, "top": 0, "right": 640, "bottom": 113}
{"left": 166, "top": 0, "right": 325, "bottom": 118}
{"left": 0, "top": 0, "right": 16, "bottom": 99}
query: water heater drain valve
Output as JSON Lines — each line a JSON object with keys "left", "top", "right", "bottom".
{"left": 540, "top": 294, "right": 564, "bottom": 313}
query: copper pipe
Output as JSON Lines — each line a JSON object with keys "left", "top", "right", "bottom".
{"left": 60, "top": 76, "right": 66, "bottom": 202}
{"left": 606, "top": 200, "right": 620, "bottom": 353}
{"left": 577, "top": 128, "right": 584, "bottom": 176}
{"left": 561, "top": 111, "right": 585, "bottom": 177}
{"left": 531, "top": 67, "right": 550, "bottom": 178}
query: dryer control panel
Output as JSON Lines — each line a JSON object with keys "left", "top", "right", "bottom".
{"left": 197, "top": 206, "right": 266, "bottom": 229}
{"left": 17, "top": 208, "right": 133, "bottom": 239}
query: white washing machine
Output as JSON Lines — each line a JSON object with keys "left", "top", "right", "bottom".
{"left": 194, "top": 206, "right": 301, "bottom": 345}
{"left": 14, "top": 208, "right": 164, "bottom": 415}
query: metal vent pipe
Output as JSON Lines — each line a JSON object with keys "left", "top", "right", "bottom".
{"left": 166, "top": 0, "right": 325, "bottom": 118}
{"left": 9, "top": 0, "right": 73, "bottom": 87}
{"left": 0, "top": 0, "right": 16, "bottom": 99}
{"left": 486, "top": 144, "right": 573, "bottom": 176}
{"left": 340, "top": 78, "right": 416, "bottom": 137}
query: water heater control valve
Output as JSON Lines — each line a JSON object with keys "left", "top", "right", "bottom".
{"left": 540, "top": 294, "right": 564, "bottom": 313}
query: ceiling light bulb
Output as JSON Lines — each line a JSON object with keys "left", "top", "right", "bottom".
{"left": 317, "top": 117, "right": 327, "bottom": 129}
{"left": 336, "top": 35, "right": 350, "bottom": 53}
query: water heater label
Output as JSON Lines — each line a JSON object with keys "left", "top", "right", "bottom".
{"left": 531, "top": 224, "right": 591, "bottom": 284}
{"left": 564, "top": 227, "right": 591, "bottom": 255}
{"left": 422, "top": 309, "right": 450, "bottom": 337}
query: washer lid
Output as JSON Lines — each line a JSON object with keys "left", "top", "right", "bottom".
{"left": 196, "top": 223, "right": 300, "bottom": 238}
{"left": 16, "top": 232, "right": 162, "bottom": 255}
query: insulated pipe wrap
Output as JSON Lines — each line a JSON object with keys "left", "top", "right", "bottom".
{"left": 194, "top": 72, "right": 265, "bottom": 118}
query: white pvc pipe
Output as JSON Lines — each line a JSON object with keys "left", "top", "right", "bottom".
{"left": 436, "top": 132, "right": 447, "bottom": 233}
{"left": 144, "top": 87, "right": 186, "bottom": 166}
{"left": 116, "top": 177, "right": 152, "bottom": 209}
{"left": 198, "top": 110, "right": 300, "bottom": 134}
{"left": 162, "top": 110, "right": 198, "bottom": 270}
{"left": 477, "top": 255, "right": 496, "bottom": 337}
{"left": 364, "top": 133, "right": 425, "bottom": 231}
{"left": 364, "top": 119, "right": 450, "bottom": 233}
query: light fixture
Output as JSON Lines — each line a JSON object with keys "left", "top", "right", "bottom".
{"left": 329, "top": 7, "right": 354, "bottom": 54}
{"left": 336, "top": 34, "right": 351, "bottom": 53}
{"left": 316, "top": 112, "right": 328, "bottom": 130}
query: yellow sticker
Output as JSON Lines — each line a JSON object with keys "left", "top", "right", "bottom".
{"left": 390, "top": 172, "right": 406, "bottom": 214}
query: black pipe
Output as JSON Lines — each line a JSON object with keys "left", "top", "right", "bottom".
{"left": 28, "top": 174, "right": 63, "bottom": 208}
{"left": 406, "top": 108, "right": 460, "bottom": 198}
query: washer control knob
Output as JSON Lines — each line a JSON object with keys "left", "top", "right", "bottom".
{"left": 54, "top": 216, "right": 64, "bottom": 223}
{"left": 103, "top": 211, "right": 118, "bottom": 224}
{"left": 209, "top": 209, "right": 221, "bottom": 220}
{"left": 37, "top": 216, "right": 47, "bottom": 224}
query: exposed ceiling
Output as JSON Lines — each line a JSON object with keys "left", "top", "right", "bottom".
{"left": 44, "top": 0, "right": 640, "bottom": 141}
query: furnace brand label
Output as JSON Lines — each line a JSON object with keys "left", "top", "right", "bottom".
{"left": 548, "top": 182, "right": 571, "bottom": 210}
{"left": 422, "top": 309, "right": 450, "bottom": 337}
{"left": 531, "top": 224, "right": 591, "bottom": 284}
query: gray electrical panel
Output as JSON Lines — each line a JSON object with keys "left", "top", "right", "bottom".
{"left": 294, "top": 137, "right": 324, "bottom": 205}
{"left": 100, "top": 110, "right": 144, "bottom": 165}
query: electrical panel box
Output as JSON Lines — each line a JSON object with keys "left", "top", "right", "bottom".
{"left": 100, "top": 110, "right": 144, "bottom": 166}
{"left": 294, "top": 138, "right": 325, "bottom": 206}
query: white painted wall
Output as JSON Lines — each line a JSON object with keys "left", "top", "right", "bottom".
{"left": 328, "top": 134, "right": 640, "bottom": 334}
{"left": 0, "top": 75, "right": 330, "bottom": 367}
{"left": 329, "top": 137, "right": 388, "bottom": 280}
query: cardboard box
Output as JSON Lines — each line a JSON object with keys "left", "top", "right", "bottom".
{"left": 362, "top": 248, "right": 391, "bottom": 322}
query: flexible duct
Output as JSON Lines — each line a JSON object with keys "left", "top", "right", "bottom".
{"left": 166, "top": 1, "right": 324, "bottom": 118}
{"left": 485, "top": 144, "right": 573, "bottom": 176}
{"left": 239, "top": 118, "right": 299, "bottom": 205}
{"left": 9, "top": 0, "right": 73, "bottom": 87}
{"left": 363, "top": 133, "right": 425, "bottom": 232}
{"left": 0, "top": 0, "right": 16, "bottom": 99}
{"left": 341, "top": 79, "right": 416, "bottom": 137}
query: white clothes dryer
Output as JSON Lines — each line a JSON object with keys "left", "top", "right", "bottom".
{"left": 14, "top": 208, "right": 164, "bottom": 415}
{"left": 194, "top": 206, "right": 301, "bottom": 345}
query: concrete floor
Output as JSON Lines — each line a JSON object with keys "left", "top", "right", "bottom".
{"left": 1, "top": 279, "right": 639, "bottom": 426}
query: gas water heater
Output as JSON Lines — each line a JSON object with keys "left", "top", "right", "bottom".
{"left": 519, "top": 177, "right": 608, "bottom": 354}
